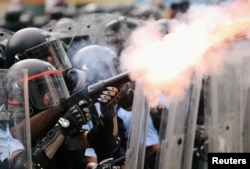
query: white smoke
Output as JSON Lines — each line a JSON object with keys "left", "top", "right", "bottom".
{"left": 120, "top": 0, "right": 250, "bottom": 107}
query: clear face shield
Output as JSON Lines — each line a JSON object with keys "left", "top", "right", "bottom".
{"left": 28, "top": 70, "right": 69, "bottom": 111}
{"left": 20, "top": 38, "right": 72, "bottom": 72}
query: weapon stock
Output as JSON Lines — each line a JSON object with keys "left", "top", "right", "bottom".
{"left": 61, "top": 70, "right": 133, "bottom": 110}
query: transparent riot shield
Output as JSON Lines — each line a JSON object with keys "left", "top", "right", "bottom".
{"left": 43, "top": 13, "right": 144, "bottom": 57}
{"left": 204, "top": 38, "right": 250, "bottom": 156}
{"left": 125, "top": 81, "right": 149, "bottom": 169}
{"left": 236, "top": 40, "right": 250, "bottom": 152}
{"left": 0, "top": 69, "right": 31, "bottom": 169}
{"left": 242, "top": 57, "right": 250, "bottom": 152}
{"left": 67, "top": 13, "right": 120, "bottom": 46}
{"left": 156, "top": 72, "right": 202, "bottom": 169}
{"left": 125, "top": 71, "right": 202, "bottom": 169}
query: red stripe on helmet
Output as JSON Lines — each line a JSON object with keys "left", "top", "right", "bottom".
{"left": 28, "top": 70, "right": 62, "bottom": 81}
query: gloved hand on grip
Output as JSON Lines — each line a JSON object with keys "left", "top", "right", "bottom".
{"left": 97, "top": 86, "right": 121, "bottom": 120}
{"left": 97, "top": 86, "right": 121, "bottom": 108}
{"left": 59, "top": 101, "right": 91, "bottom": 138}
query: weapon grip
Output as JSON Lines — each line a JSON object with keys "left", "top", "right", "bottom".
{"left": 60, "top": 71, "right": 132, "bottom": 111}
{"left": 60, "top": 86, "right": 90, "bottom": 111}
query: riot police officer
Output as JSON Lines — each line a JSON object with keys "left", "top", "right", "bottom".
{"left": 8, "top": 59, "right": 121, "bottom": 169}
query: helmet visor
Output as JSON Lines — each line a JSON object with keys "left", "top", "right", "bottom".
{"left": 28, "top": 70, "right": 69, "bottom": 110}
{"left": 23, "top": 38, "right": 72, "bottom": 71}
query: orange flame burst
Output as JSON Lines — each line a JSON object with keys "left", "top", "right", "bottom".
{"left": 120, "top": 1, "right": 250, "bottom": 107}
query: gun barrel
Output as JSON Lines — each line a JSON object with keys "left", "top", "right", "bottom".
{"left": 88, "top": 70, "right": 132, "bottom": 96}
{"left": 103, "top": 70, "right": 132, "bottom": 87}
{"left": 62, "top": 70, "right": 133, "bottom": 110}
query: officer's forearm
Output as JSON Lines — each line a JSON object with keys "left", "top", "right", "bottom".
{"left": 75, "top": 131, "right": 91, "bottom": 149}
{"left": 29, "top": 104, "right": 64, "bottom": 141}
{"left": 10, "top": 104, "right": 65, "bottom": 143}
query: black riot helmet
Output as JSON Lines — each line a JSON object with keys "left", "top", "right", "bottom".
{"left": 5, "top": 27, "right": 72, "bottom": 71}
{"left": 8, "top": 59, "right": 70, "bottom": 116}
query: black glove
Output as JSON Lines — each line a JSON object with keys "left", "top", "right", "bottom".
{"left": 32, "top": 125, "right": 64, "bottom": 169}
{"left": 97, "top": 86, "right": 121, "bottom": 120}
{"left": 97, "top": 86, "right": 121, "bottom": 108}
{"left": 58, "top": 101, "right": 91, "bottom": 138}
{"left": 87, "top": 115, "right": 121, "bottom": 162}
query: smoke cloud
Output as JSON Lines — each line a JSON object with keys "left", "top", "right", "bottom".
{"left": 120, "top": 0, "right": 250, "bottom": 107}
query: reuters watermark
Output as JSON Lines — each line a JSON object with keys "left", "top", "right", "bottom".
{"left": 208, "top": 153, "right": 250, "bottom": 169}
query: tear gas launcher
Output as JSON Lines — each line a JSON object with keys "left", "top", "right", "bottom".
{"left": 28, "top": 70, "right": 133, "bottom": 143}
{"left": 60, "top": 70, "right": 133, "bottom": 110}
{"left": 31, "top": 71, "right": 133, "bottom": 169}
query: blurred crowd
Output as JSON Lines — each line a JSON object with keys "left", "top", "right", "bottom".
{"left": 0, "top": 1, "right": 190, "bottom": 32}
{"left": 0, "top": 0, "right": 190, "bottom": 68}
